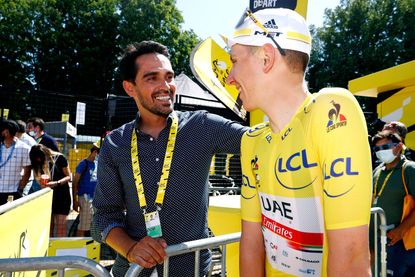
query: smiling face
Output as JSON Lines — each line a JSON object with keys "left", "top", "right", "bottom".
{"left": 226, "top": 44, "right": 263, "bottom": 112}
{"left": 124, "top": 53, "right": 176, "bottom": 118}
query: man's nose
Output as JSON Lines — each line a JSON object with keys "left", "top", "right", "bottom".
{"left": 226, "top": 69, "right": 235, "bottom": 86}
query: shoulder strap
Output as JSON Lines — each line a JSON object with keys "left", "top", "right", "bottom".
{"left": 402, "top": 161, "right": 409, "bottom": 195}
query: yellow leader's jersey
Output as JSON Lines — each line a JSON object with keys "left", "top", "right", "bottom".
{"left": 241, "top": 88, "right": 372, "bottom": 277}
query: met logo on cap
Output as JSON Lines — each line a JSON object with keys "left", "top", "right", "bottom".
{"left": 250, "top": 0, "right": 297, "bottom": 13}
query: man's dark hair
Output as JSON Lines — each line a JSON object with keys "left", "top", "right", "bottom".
{"left": 119, "top": 41, "right": 170, "bottom": 83}
{"left": 372, "top": 130, "right": 402, "bottom": 146}
{"left": 27, "top": 117, "right": 45, "bottom": 131}
{"left": 90, "top": 145, "right": 100, "bottom": 153}
{"left": 383, "top": 121, "right": 408, "bottom": 141}
{"left": 16, "top": 120, "right": 26, "bottom": 133}
{"left": 0, "top": 120, "right": 19, "bottom": 136}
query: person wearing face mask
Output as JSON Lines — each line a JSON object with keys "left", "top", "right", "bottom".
{"left": 371, "top": 130, "right": 415, "bottom": 276}
{"left": 72, "top": 140, "right": 100, "bottom": 237}
{"left": 27, "top": 117, "right": 59, "bottom": 152}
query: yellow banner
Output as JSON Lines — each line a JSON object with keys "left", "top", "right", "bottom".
{"left": 0, "top": 189, "right": 53, "bottom": 276}
{"left": 1, "top": 108, "right": 10, "bottom": 119}
{"left": 190, "top": 37, "right": 247, "bottom": 121}
{"left": 61, "top": 113, "right": 70, "bottom": 122}
{"left": 377, "top": 86, "right": 415, "bottom": 150}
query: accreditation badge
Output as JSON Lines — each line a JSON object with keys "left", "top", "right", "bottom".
{"left": 144, "top": 211, "right": 163, "bottom": 238}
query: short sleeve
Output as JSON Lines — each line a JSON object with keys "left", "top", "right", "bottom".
{"left": 240, "top": 133, "right": 262, "bottom": 222}
{"left": 312, "top": 89, "right": 372, "bottom": 230}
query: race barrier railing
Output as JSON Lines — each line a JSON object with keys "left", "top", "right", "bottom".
{"left": 0, "top": 206, "right": 387, "bottom": 277}
{"left": 371, "top": 207, "right": 387, "bottom": 277}
{"left": 125, "top": 232, "right": 241, "bottom": 277}
{"left": 0, "top": 256, "right": 111, "bottom": 277}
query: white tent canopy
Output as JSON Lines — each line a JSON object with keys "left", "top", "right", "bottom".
{"left": 175, "top": 73, "right": 225, "bottom": 108}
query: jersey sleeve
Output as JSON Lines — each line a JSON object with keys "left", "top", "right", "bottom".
{"left": 240, "top": 132, "right": 262, "bottom": 222}
{"left": 312, "top": 88, "right": 372, "bottom": 230}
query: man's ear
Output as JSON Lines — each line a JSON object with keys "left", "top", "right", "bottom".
{"left": 262, "top": 43, "right": 276, "bottom": 73}
{"left": 122, "top": 80, "right": 135, "bottom": 97}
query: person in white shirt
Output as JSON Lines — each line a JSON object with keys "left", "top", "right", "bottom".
{"left": 16, "top": 120, "right": 36, "bottom": 148}
{"left": 0, "top": 120, "right": 31, "bottom": 205}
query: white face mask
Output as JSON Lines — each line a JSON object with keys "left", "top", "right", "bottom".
{"left": 28, "top": 130, "right": 36, "bottom": 137}
{"left": 376, "top": 149, "right": 396, "bottom": 164}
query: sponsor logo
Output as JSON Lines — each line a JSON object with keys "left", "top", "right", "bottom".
{"left": 262, "top": 212, "right": 324, "bottom": 252}
{"left": 326, "top": 100, "right": 347, "bottom": 133}
{"left": 263, "top": 18, "right": 278, "bottom": 29}
{"left": 322, "top": 157, "right": 357, "bottom": 198}
{"left": 274, "top": 149, "right": 318, "bottom": 190}
{"left": 295, "top": 257, "right": 320, "bottom": 264}
{"left": 251, "top": 0, "right": 297, "bottom": 12}
{"left": 241, "top": 175, "right": 256, "bottom": 199}
{"left": 261, "top": 196, "right": 293, "bottom": 220}
{"left": 299, "top": 268, "right": 316, "bottom": 275}
{"left": 262, "top": 215, "right": 293, "bottom": 240}
{"left": 281, "top": 262, "right": 291, "bottom": 269}
{"left": 270, "top": 242, "right": 278, "bottom": 250}
{"left": 266, "top": 134, "right": 272, "bottom": 143}
{"left": 281, "top": 127, "right": 292, "bottom": 141}
{"left": 323, "top": 157, "right": 358, "bottom": 179}
{"left": 254, "top": 30, "right": 283, "bottom": 38}
{"left": 251, "top": 156, "right": 260, "bottom": 185}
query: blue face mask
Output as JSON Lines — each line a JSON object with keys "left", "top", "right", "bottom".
{"left": 28, "top": 131, "right": 36, "bottom": 137}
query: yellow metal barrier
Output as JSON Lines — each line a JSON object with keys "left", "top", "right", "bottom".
{"left": 47, "top": 237, "right": 100, "bottom": 277}
{"left": 0, "top": 189, "right": 53, "bottom": 276}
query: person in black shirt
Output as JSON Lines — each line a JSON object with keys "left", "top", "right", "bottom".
{"left": 27, "top": 117, "right": 59, "bottom": 152}
{"left": 92, "top": 41, "right": 247, "bottom": 277}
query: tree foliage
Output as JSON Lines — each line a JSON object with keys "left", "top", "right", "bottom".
{"left": 307, "top": 0, "right": 415, "bottom": 92}
{"left": 0, "top": 0, "right": 200, "bottom": 98}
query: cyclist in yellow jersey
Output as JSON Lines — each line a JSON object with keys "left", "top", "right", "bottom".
{"left": 223, "top": 8, "right": 372, "bottom": 277}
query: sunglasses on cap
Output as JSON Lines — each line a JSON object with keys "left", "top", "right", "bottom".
{"left": 235, "top": 8, "right": 286, "bottom": 56}
{"left": 372, "top": 143, "right": 398, "bottom": 152}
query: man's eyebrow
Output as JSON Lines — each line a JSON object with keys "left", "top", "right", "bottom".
{"left": 142, "top": 70, "right": 175, "bottom": 79}
{"left": 142, "top": 71, "right": 158, "bottom": 78}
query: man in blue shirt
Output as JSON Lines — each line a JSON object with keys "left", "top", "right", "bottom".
{"left": 72, "top": 141, "right": 100, "bottom": 236}
{"left": 92, "top": 41, "right": 247, "bottom": 277}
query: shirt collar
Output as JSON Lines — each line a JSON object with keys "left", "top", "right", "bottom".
{"left": 133, "top": 111, "right": 177, "bottom": 130}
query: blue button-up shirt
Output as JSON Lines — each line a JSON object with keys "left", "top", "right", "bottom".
{"left": 92, "top": 110, "right": 247, "bottom": 276}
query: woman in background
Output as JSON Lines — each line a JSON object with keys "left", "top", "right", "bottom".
{"left": 30, "top": 144, "right": 71, "bottom": 237}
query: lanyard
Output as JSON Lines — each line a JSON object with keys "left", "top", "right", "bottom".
{"left": 36, "top": 135, "right": 43, "bottom": 144}
{"left": 131, "top": 113, "right": 178, "bottom": 213}
{"left": 0, "top": 143, "right": 16, "bottom": 168}
{"left": 372, "top": 166, "right": 395, "bottom": 205}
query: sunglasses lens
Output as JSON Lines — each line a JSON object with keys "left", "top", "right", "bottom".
{"left": 373, "top": 143, "right": 396, "bottom": 152}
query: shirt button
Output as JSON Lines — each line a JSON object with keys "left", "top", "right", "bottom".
{"left": 156, "top": 158, "right": 160, "bottom": 162}
{"left": 150, "top": 137, "right": 154, "bottom": 141}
